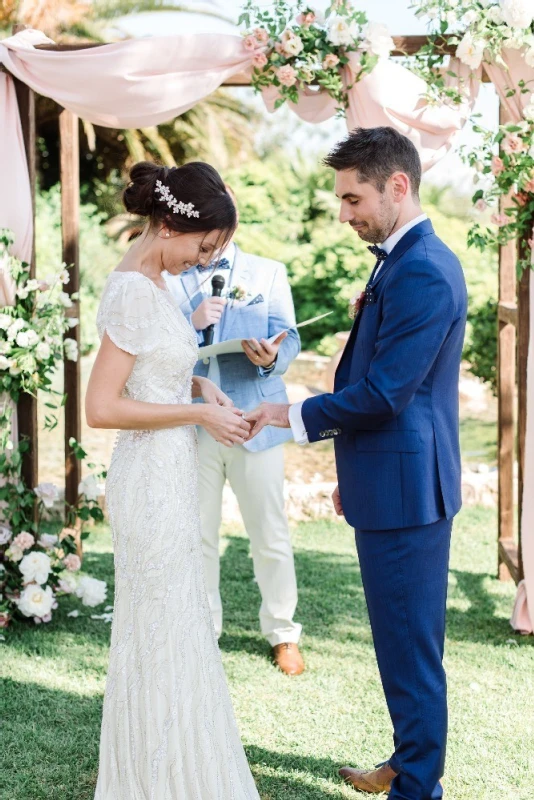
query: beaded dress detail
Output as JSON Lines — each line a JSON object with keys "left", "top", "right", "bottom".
{"left": 93, "top": 272, "right": 259, "bottom": 800}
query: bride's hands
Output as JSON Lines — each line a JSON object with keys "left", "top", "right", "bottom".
{"left": 192, "top": 376, "right": 234, "bottom": 407}
{"left": 201, "top": 405, "right": 251, "bottom": 448}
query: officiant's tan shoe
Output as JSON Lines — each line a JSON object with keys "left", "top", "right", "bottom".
{"left": 272, "top": 642, "right": 305, "bottom": 676}
{"left": 338, "top": 762, "right": 397, "bottom": 793}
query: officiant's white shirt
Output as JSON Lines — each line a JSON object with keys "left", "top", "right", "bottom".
{"left": 289, "top": 213, "right": 428, "bottom": 445}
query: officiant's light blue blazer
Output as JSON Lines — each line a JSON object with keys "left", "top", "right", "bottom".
{"left": 301, "top": 219, "right": 468, "bottom": 531}
{"left": 166, "top": 246, "right": 300, "bottom": 452}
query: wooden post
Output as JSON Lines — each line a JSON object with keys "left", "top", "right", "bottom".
{"left": 12, "top": 24, "right": 38, "bottom": 496}
{"left": 59, "top": 109, "right": 82, "bottom": 513}
{"left": 497, "top": 101, "right": 518, "bottom": 581}
{"left": 517, "top": 237, "right": 530, "bottom": 584}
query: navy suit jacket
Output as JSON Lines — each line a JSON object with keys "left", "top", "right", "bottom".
{"left": 301, "top": 219, "right": 468, "bottom": 531}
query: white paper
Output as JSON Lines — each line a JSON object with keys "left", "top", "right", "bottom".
{"left": 197, "top": 311, "right": 332, "bottom": 361}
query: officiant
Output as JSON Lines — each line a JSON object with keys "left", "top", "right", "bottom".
{"left": 165, "top": 187, "right": 304, "bottom": 676}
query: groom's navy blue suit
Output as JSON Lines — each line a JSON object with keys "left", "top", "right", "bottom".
{"left": 301, "top": 219, "right": 467, "bottom": 799}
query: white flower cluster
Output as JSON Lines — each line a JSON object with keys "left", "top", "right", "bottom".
{"left": 413, "top": 0, "right": 534, "bottom": 70}
{"left": 154, "top": 180, "right": 200, "bottom": 219}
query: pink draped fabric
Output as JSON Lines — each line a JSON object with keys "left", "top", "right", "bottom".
{"left": 483, "top": 49, "right": 534, "bottom": 635}
{"left": 263, "top": 53, "right": 481, "bottom": 172}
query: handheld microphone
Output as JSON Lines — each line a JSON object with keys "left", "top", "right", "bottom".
{"left": 202, "top": 274, "right": 226, "bottom": 348}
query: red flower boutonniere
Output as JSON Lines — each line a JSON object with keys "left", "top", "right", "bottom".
{"left": 348, "top": 290, "right": 365, "bottom": 320}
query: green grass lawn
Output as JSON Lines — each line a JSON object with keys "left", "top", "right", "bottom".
{"left": 1, "top": 507, "right": 532, "bottom": 800}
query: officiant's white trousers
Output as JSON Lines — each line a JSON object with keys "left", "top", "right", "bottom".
{"left": 197, "top": 427, "right": 302, "bottom": 647}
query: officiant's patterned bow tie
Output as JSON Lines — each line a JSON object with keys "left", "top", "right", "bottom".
{"left": 367, "top": 245, "right": 388, "bottom": 262}
{"left": 196, "top": 257, "right": 231, "bottom": 274}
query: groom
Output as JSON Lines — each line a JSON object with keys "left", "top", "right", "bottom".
{"left": 245, "top": 127, "right": 468, "bottom": 799}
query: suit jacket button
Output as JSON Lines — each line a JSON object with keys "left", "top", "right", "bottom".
{"left": 319, "top": 431, "right": 325, "bottom": 438}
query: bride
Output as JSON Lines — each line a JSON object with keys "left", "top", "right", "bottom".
{"left": 85, "top": 161, "right": 260, "bottom": 799}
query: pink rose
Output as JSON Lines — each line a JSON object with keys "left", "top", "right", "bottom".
{"left": 252, "top": 51, "right": 268, "bottom": 68}
{"left": 523, "top": 173, "right": 534, "bottom": 193}
{"left": 274, "top": 41, "right": 284, "bottom": 55}
{"left": 253, "top": 27, "right": 269, "bottom": 43}
{"left": 474, "top": 199, "right": 487, "bottom": 212}
{"left": 0, "top": 612, "right": 10, "bottom": 629}
{"left": 276, "top": 64, "right": 298, "bottom": 87}
{"left": 297, "top": 11, "right": 316, "bottom": 26}
{"left": 13, "top": 531, "right": 35, "bottom": 551}
{"left": 41, "top": 612, "right": 52, "bottom": 623}
{"left": 502, "top": 133, "right": 525, "bottom": 156}
{"left": 490, "top": 213, "right": 508, "bottom": 227}
{"left": 514, "top": 191, "right": 529, "bottom": 206}
{"left": 243, "top": 35, "right": 258, "bottom": 52}
{"left": 322, "top": 53, "right": 340, "bottom": 70}
{"left": 491, "top": 156, "right": 505, "bottom": 176}
{"left": 63, "top": 553, "right": 81, "bottom": 572}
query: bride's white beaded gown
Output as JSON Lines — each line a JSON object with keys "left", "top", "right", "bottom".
{"left": 94, "top": 271, "right": 260, "bottom": 800}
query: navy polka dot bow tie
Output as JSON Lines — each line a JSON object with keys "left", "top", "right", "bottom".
{"left": 196, "top": 257, "right": 231, "bottom": 273}
{"left": 367, "top": 245, "right": 388, "bottom": 262}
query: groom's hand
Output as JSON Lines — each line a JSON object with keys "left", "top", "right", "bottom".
{"left": 244, "top": 402, "right": 290, "bottom": 439}
{"left": 332, "top": 485, "right": 344, "bottom": 517}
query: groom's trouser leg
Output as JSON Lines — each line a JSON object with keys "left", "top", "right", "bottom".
{"left": 197, "top": 427, "right": 227, "bottom": 638}
{"left": 355, "top": 518, "right": 452, "bottom": 800}
{"left": 227, "top": 444, "right": 302, "bottom": 647}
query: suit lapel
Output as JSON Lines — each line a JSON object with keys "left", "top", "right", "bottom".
{"left": 220, "top": 245, "right": 250, "bottom": 340}
{"left": 371, "top": 219, "right": 434, "bottom": 291}
{"left": 181, "top": 266, "right": 201, "bottom": 307}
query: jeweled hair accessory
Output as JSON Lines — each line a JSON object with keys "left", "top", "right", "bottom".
{"left": 154, "top": 179, "right": 200, "bottom": 218}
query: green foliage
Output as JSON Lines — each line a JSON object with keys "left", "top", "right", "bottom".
{"left": 463, "top": 299, "right": 498, "bottom": 394}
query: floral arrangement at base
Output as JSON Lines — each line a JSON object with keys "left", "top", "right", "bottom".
{"left": 239, "top": 0, "right": 394, "bottom": 111}
{"left": 0, "top": 229, "right": 108, "bottom": 629}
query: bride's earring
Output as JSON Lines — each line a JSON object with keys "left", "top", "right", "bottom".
{"left": 165, "top": 232, "right": 170, "bottom": 238}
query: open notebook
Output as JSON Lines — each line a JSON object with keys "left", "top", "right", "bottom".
{"left": 197, "top": 311, "right": 332, "bottom": 361}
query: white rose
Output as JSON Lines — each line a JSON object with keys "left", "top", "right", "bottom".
{"left": 488, "top": 5, "right": 505, "bottom": 22}
{"left": 59, "top": 268, "right": 70, "bottom": 285}
{"left": 524, "top": 46, "right": 534, "bottom": 65}
{"left": 16, "top": 328, "right": 39, "bottom": 348}
{"left": 0, "top": 341, "right": 10, "bottom": 354}
{"left": 500, "top": 0, "right": 534, "bottom": 29}
{"left": 0, "top": 524, "right": 12, "bottom": 545}
{"left": 7, "top": 318, "right": 25, "bottom": 341}
{"left": 64, "top": 339, "right": 78, "bottom": 362}
{"left": 76, "top": 575, "right": 107, "bottom": 607}
{"left": 6, "top": 544, "right": 24, "bottom": 562}
{"left": 35, "top": 341, "right": 51, "bottom": 361}
{"left": 34, "top": 482, "right": 60, "bottom": 509}
{"left": 427, "top": 7, "right": 438, "bottom": 19}
{"left": 0, "top": 355, "right": 13, "bottom": 370}
{"left": 327, "top": 15, "right": 357, "bottom": 46}
{"left": 67, "top": 317, "right": 79, "bottom": 329}
{"left": 16, "top": 287, "right": 29, "bottom": 300}
{"left": 17, "top": 583, "right": 54, "bottom": 619}
{"left": 446, "top": 10, "right": 458, "bottom": 24}
{"left": 19, "top": 551, "right": 52, "bottom": 585}
{"left": 523, "top": 100, "right": 534, "bottom": 118}
{"left": 462, "top": 10, "right": 478, "bottom": 24}
{"left": 456, "top": 31, "right": 486, "bottom": 68}
{"left": 449, "top": 0, "right": 459, "bottom": 7}
{"left": 59, "top": 292, "right": 73, "bottom": 308}
{"left": 25, "top": 279, "right": 40, "bottom": 292}
{"left": 504, "top": 33, "right": 525, "bottom": 47}
{"left": 0, "top": 313, "right": 12, "bottom": 330}
{"left": 364, "top": 22, "right": 395, "bottom": 58}
{"left": 78, "top": 474, "right": 101, "bottom": 502}
{"left": 57, "top": 570, "right": 78, "bottom": 594}
{"left": 39, "top": 533, "right": 58, "bottom": 549}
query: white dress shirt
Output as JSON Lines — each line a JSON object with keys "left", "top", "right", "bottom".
{"left": 288, "top": 213, "right": 428, "bottom": 445}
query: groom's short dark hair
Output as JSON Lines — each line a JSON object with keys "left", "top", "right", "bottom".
{"left": 324, "top": 127, "right": 421, "bottom": 198}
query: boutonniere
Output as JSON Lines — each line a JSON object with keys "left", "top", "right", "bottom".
{"left": 349, "top": 290, "right": 365, "bottom": 320}
{"left": 226, "top": 284, "right": 252, "bottom": 305}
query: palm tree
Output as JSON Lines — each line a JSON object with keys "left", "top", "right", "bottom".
{"left": 2, "top": 1, "right": 259, "bottom": 209}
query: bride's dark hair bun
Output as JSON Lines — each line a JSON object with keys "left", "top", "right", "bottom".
{"left": 123, "top": 161, "right": 236, "bottom": 238}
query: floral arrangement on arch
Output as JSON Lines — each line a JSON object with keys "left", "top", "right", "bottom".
{"left": 409, "top": 1, "right": 534, "bottom": 267}
{"left": 0, "top": 229, "right": 108, "bottom": 629}
{"left": 411, "top": 0, "right": 534, "bottom": 73}
{"left": 239, "top": 0, "right": 395, "bottom": 111}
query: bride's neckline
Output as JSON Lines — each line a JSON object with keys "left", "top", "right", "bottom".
{"left": 111, "top": 270, "right": 170, "bottom": 294}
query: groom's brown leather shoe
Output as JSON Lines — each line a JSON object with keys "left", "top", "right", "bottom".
{"left": 338, "top": 762, "right": 397, "bottom": 793}
{"left": 272, "top": 643, "right": 305, "bottom": 676}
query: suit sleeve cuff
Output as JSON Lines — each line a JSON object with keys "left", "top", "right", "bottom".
{"left": 289, "top": 401, "right": 309, "bottom": 445}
